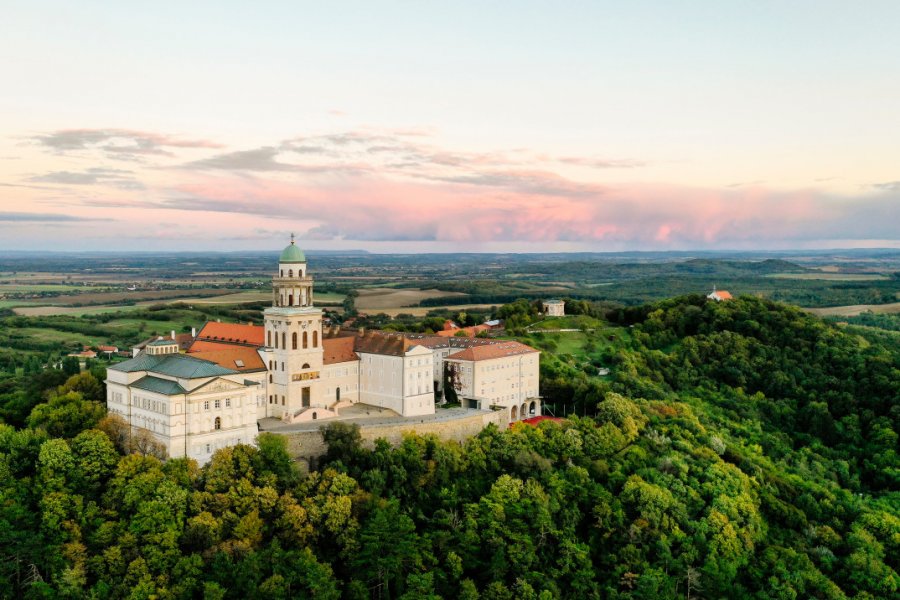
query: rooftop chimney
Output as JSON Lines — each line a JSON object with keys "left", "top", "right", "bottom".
{"left": 171, "top": 330, "right": 176, "bottom": 340}
{"left": 191, "top": 327, "right": 196, "bottom": 337}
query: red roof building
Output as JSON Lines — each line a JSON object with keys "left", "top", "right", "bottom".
{"left": 194, "top": 322, "right": 265, "bottom": 346}
{"left": 707, "top": 289, "right": 734, "bottom": 302}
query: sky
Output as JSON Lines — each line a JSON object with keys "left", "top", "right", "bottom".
{"left": 1, "top": 1, "right": 898, "bottom": 253}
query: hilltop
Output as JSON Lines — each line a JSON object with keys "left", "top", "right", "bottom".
{"left": 0, "top": 294, "right": 897, "bottom": 597}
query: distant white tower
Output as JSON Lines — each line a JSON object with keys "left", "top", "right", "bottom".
{"left": 263, "top": 235, "right": 325, "bottom": 418}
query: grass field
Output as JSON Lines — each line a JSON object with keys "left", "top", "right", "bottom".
{"left": 528, "top": 315, "right": 607, "bottom": 330}
{"left": 519, "top": 325, "right": 629, "bottom": 364}
{"left": 0, "top": 300, "right": 29, "bottom": 309}
{"left": 0, "top": 283, "right": 104, "bottom": 293}
{"left": 169, "top": 291, "right": 271, "bottom": 304}
{"left": 767, "top": 273, "right": 890, "bottom": 281}
{"left": 355, "top": 288, "right": 467, "bottom": 312}
{"left": 14, "top": 327, "right": 108, "bottom": 346}
{"left": 371, "top": 304, "right": 498, "bottom": 317}
{"left": 806, "top": 301, "right": 900, "bottom": 317}
{"left": 14, "top": 304, "right": 150, "bottom": 316}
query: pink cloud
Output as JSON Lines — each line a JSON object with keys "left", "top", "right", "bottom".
{"left": 7, "top": 127, "right": 898, "bottom": 250}
{"left": 153, "top": 170, "right": 892, "bottom": 248}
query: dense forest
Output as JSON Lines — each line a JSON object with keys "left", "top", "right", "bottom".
{"left": 1, "top": 296, "right": 898, "bottom": 598}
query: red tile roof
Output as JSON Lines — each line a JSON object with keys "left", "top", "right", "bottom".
{"left": 436, "top": 324, "right": 491, "bottom": 338}
{"left": 446, "top": 341, "right": 538, "bottom": 362}
{"left": 196, "top": 322, "right": 264, "bottom": 346}
{"left": 323, "top": 337, "right": 358, "bottom": 365}
{"left": 173, "top": 333, "right": 195, "bottom": 351}
{"left": 708, "top": 290, "right": 734, "bottom": 301}
{"left": 353, "top": 331, "right": 413, "bottom": 357}
{"left": 187, "top": 342, "right": 266, "bottom": 372}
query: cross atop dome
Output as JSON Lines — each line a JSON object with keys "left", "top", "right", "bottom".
{"left": 280, "top": 236, "right": 306, "bottom": 263}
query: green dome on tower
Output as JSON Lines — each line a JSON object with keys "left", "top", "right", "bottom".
{"left": 279, "top": 235, "right": 306, "bottom": 263}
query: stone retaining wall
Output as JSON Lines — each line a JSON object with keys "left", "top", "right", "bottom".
{"left": 278, "top": 409, "right": 509, "bottom": 471}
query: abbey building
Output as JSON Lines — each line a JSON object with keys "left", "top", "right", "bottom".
{"left": 107, "top": 238, "right": 540, "bottom": 463}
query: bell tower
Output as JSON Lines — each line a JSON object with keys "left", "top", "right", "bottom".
{"left": 264, "top": 235, "right": 324, "bottom": 419}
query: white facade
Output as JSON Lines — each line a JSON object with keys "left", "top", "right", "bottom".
{"left": 322, "top": 361, "right": 360, "bottom": 406}
{"left": 106, "top": 357, "right": 259, "bottom": 464}
{"left": 263, "top": 306, "right": 326, "bottom": 419}
{"left": 542, "top": 300, "right": 565, "bottom": 316}
{"left": 446, "top": 349, "right": 541, "bottom": 421}
{"left": 357, "top": 345, "right": 434, "bottom": 417}
{"left": 106, "top": 239, "right": 545, "bottom": 464}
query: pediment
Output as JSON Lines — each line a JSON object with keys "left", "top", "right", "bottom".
{"left": 188, "top": 377, "right": 247, "bottom": 395}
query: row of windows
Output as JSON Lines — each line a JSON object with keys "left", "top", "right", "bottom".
{"left": 134, "top": 395, "right": 168, "bottom": 414}
{"left": 279, "top": 290, "right": 310, "bottom": 307}
{"left": 202, "top": 398, "right": 233, "bottom": 410}
{"left": 268, "top": 330, "right": 318, "bottom": 349}
{"left": 408, "top": 383, "right": 432, "bottom": 395}
{"left": 325, "top": 367, "right": 355, "bottom": 378}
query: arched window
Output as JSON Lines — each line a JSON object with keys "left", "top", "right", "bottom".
{"left": 288, "top": 294, "right": 293, "bottom": 306}
{"left": 289, "top": 269, "right": 293, "bottom": 277}
{"left": 292, "top": 332, "right": 298, "bottom": 349}
{"left": 214, "top": 417, "right": 221, "bottom": 430}
{"left": 313, "top": 331, "right": 318, "bottom": 347}
{"left": 282, "top": 332, "right": 286, "bottom": 349}
{"left": 302, "top": 363, "right": 310, "bottom": 369}
{"left": 336, "top": 387, "right": 340, "bottom": 401}
{"left": 303, "top": 331, "right": 308, "bottom": 349}
{"left": 267, "top": 331, "right": 272, "bottom": 347}
{"left": 280, "top": 269, "right": 283, "bottom": 277}
{"left": 269, "top": 374, "right": 272, "bottom": 383}
{"left": 312, "top": 412, "right": 317, "bottom": 420}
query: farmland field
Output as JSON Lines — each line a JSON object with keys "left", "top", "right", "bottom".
{"left": 370, "top": 304, "right": 498, "bottom": 317}
{"left": 805, "top": 300, "right": 900, "bottom": 317}
{"left": 167, "top": 291, "right": 272, "bottom": 304}
{"left": 355, "top": 288, "right": 467, "bottom": 312}
{"left": 14, "top": 304, "right": 149, "bottom": 317}
{"left": 767, "top": 272, "right": 890, "bottom": 281}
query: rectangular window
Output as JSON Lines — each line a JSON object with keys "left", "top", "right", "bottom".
{"left": 225, "top": 398, "right": 231, "bottom": 408}
{"left": 214, "top": 399, "right": 221, "bottom": 409}
{"left": 204, "top": 400, "right": 209, "bottom": 410}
